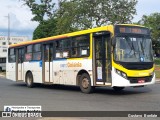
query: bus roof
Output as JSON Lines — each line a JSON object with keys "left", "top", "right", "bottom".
{"left": 9, "top": 24, "right": 146, "bottom": 48}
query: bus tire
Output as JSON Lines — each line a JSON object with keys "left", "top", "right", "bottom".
{"left": 79, "top": 73, "right": 94, "bottom": 94}
{"left": 113, "top": 87, "right": 124, "bottom": 91}
{"left": 26, "top": 72, "right": 34, "bottom": 88}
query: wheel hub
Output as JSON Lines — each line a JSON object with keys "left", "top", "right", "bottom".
{"left": 27, "top": 77, "right": 31, "bottom": 85}
{"left": 82, "top": 78, "right": 89, "bottom": 89}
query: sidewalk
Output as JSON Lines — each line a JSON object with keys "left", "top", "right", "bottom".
{"left": 156, "top": 79, "right": 160, "bottom": 83}
{"left": 0, "top": 72, "right": 6, "bottom": 78}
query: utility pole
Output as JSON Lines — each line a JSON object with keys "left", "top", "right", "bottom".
{"left": 7, "top": 13, "right": 10, "bottom": 46}
{"left": 5, "top": 14, "right": 10, "bottom": 46}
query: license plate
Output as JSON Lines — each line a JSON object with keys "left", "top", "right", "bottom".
{"left": 138, "top": 79, "right": 145, "bottom": 83}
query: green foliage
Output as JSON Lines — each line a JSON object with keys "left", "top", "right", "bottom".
{"left": 21, "top": 0, "right": 55, "bottom": 22}
{"left": 55, "top": 0, "right": 138, "bottom": 34}
{"left": 155, "top": 58, "right": 160, "bottom": 65}
{"left": 22, "top": 0, "right": 138, "bottom": 38}
{"left": 33, "top": 18, "right": 57, "bottom": 39}
{"left": 138, "top": 13, "right": 160, "bottom": 41}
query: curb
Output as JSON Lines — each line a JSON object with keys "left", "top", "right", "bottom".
{"left": 156, "top": 79, "right": 160, "bottom": 83}
{"left": 0, "top": 74, "right": 5, "bottom": 78}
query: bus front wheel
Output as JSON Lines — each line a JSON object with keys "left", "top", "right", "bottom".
{"left": 79, "top": 73, "right": 94, "bottom": 94}
{"left": 26, "top": 72, "right": 34, "bottom": 88}
{"left": 113, "top": 87, "right": 124, "bottom": 91}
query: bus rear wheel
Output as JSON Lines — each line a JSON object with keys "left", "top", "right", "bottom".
{"left": 26, "top": 72, "right": 34, "bottom": 88}
{"left": 113, "top": 87, "right": 124, "bottom": 91}
{"left": 79, "top": 73, "right": 94, "bottom": 94}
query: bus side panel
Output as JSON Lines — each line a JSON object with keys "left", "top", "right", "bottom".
{"left": 52, "top": 60, "right": 69, "bottom": 85}
{"left": 23, "top": 61, "right": 42, "bottom": 83}
{"left": 52, "top": 59, "right": 93, "bottom": 86}
{"left": 6, "top": 63, "right": 16, "bottom": 81}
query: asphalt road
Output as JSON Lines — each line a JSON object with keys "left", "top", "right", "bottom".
{"left": 0, "top": 77, "right": 160, "bottom": 120}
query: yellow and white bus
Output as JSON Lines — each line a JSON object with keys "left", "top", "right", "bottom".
{"left": 6, "top": 24, "right": 155, "bottom": 93}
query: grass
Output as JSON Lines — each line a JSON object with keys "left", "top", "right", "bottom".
{"left": 154, "top": 58, "right": 160, "bottom": 65}
{"left": 155, "top": 70, "right": 160, "bottom": 78}
{"left": 155, "top": 58, "right": 160, "bottom": 78}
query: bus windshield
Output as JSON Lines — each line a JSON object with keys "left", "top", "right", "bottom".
{"left": 114, "top": 36, "right": 153, "bottom": 62}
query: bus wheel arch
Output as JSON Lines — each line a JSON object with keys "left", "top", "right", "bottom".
{"left": 77, "top": 70, "right": 94, "bottom": 93}
{"left": 25, "top": 71, "right": 34, "bottom": 88}
{"left": 76, "top": 70, "right": 88, "bottom": 85}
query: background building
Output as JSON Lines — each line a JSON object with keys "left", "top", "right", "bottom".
{"left": 0, "top": 36, "right": 29, "bottom": 71}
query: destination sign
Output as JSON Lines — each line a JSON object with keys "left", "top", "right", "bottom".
{"left": 115, "top": 25, "right": 150, "bottom": 35}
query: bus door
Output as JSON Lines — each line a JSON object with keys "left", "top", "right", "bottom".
{"left": 17, "top": 48, "right": 24, "bottom": 81}
{"left": 43, "top": 43, "right": 53, "bottom": 83}
{"left": 93, "top": 32, "right": 111, "bottom": 85}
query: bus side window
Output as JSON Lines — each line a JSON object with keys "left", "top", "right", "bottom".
{"left": 55, "top": 41, "right": 63, "bottom": 58}
{"left": 62, "top": 39, "right": 70, "bottom": 58}
{"left": 49, "top": 45, "right": 53, "bottom": 61}
{"left": 18, "top": 48, "right": 24, "bottom": 63}
{"left": 71, "top": 34, "right": 90, "bottom": 57}
{"left": 9, "top": 48, "right": 16, "bottom": 63}
{"left": 78, "top": 38, "right": 90, "bottom": 56}
{"left": 55, "top": 39, "right": 70, "bottom": 58}
{"left": 18, "top": 50, "right": 21, "bottom": 63}
{"left": 25, "top": 45, "right": 33, "bottom": 61}
{"left": 71, "top": 47, "right": 78, "bottom": 57}
{"left": 33, "top": 44, "right": 42, "bottom": 60}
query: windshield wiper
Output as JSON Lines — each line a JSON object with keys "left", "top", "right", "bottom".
{"left": 140, "top": 41, "right": 145, "bottom": 56}
{"left": 126, "top": 37, "right": 136, "bottom": 57}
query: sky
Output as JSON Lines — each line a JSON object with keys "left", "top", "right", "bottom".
{"left": 0, "top": 0, "right": 160, "bottom": 40}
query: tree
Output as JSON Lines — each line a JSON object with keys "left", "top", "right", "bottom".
{"left": 55, "top": 0, "right": 137, "bottom": 34}
{"left": 21, "top": 0, "right": 57, "bottom": 39}
{"left": 21, "top": 0, "right": 137, "bottom": 38}
{"left": 33, "top": 18, "right": 57, "bottom": 39}
{"left": 21, "top": 0, "right": 55, "bottom": 23}
{"left": 138, "top": 13, "right": 160, "bottom": 41}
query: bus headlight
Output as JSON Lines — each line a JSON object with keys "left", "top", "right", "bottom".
{"left": 121, "top": 72, "right": 127, "bottom": 78}
{"left": 115, "top": 69, "right": 127, "bottom": 79}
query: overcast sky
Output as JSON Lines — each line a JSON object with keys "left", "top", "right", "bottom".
{"left": 0, "top": 0, "right": 160, "bottom": 40}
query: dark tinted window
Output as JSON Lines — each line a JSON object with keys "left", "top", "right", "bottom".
{"left": 55, "top": 39, "right": 70, "bottom": 58}
{"left": 33, "top": 44, "right": 41, "bottom": 60}
{"left": 25, "top": 45, "right": 32, "bottom": 61}
{"left": 25, "top": 53, "right": 32, "bottom": 61}
{"left": 33, "top": 52, "right": 41, "bottom": 60}
{"left": 18, "top": 48, "right": 24, "bottom": 63}
{"left": 71, "top": 34, "right": 90, "bottom": 57}
{"left": 33, "top": 44, "right": 41, "bottom": 52}
{"left": 10, "top": 48, "right": 15, "bottom": 55}
{"left": 0, "top": 58, "right": 6, "bottom": 63}
{"left": 54, "top": 34, "right": 90, "bottom": 59}
{"left": 9, "top": 48, "right": 16, "bottom": 63}
{"left": 26, "top": 45, "right": 32, "bottom": 53}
